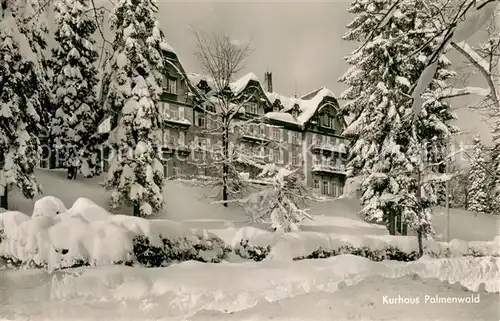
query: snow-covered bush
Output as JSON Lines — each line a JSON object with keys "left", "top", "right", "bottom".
{"left": 243, "top": 166, "right": 312, "bottom": 232}
{"left": 293, "top": 245, "right": 419, "bottom": 262}
{"left": 234, "top": 239, "right": 271, "bottom": 262}
{"left": 133, "top": 234, "right": 231, "bottom": 267}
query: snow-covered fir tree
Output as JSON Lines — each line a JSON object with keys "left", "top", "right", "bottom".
{"left": 0, "top": 2, "right": 46, "bottom": 209}
{"left": 50, "top": 0, "right": 101, "bottom": 179}
{"left": 467, "top": 136, "right": 490, "bottom": 213}
{"left": 490, "top": 132, "right": 500, "bottom": 215}
{"left": 340, "top": 0, "right": 458, "bottom": 244}
{"left": 101, "top": 0, "right": 170, "bottom": 216}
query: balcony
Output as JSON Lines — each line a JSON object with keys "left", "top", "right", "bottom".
{"left": 161, "top": 141, "right": 191, "bottom": 156}
{"left": 311, "top": 142, "right": 348, "bottom": 155}
{"left": 238, "top": 131, "right": 271, "bottom": 144}
{"left": 162, "top": 114, "right": 192, "bottom": 129}
{"left": 311, "top": 163, "right": 347, "bottom": 175}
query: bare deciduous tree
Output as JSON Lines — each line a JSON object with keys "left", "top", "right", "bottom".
{"left": 192, "top": 30, "right": 278, "bottom": 207}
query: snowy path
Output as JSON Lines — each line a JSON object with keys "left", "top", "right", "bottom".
{"left": 1, "top": 255, "right": 498, "bottom": 321}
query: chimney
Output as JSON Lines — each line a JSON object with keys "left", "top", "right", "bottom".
{"left": 264, "top": 70, "right": 273, "bottom": 93}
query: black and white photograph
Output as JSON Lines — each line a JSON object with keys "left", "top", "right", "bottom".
{"left": 0, "top": 0, "right": 499, "bottom": 320}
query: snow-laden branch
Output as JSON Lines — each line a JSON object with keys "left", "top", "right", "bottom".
{"left": 437, "top": 86, "right": 491, "bottom": 98}
{"left": 452, "top": 41, "right": 491, "bottom": 71}
{"left": 451, "top": 41, "right": 499, "bottom": 107}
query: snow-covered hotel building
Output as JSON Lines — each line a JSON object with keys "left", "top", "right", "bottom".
{"left": 98, "top": 46, "right": 350, "bottom": 197}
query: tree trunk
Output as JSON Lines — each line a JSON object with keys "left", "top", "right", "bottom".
{"left": 0, "top": 186, "right": 7, "bottom": 210}
{"left": 388, "top": 209, "right": 396, "bottom": 235}
{"left": 402, "top": 222, "right": 407, "bottom": 236}
{"left": 222, "top": 126, "right": 229, "bottom": 208}
{"left": 133, "top": 203, "right": 140, "bottom": 217}
{"left": 416, "top": 170, "right": 423, "bottom": 257}
{"left": 67, "top": 167, "right": 77, "bottom": 180}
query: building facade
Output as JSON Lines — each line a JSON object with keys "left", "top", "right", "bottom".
{"left": 98, "top": 47, "right": 350, "bottom": 197}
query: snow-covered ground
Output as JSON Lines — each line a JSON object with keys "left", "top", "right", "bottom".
{"left": 1, "top": 169, "right": 499, "bottom": 321}
{"left": 6, "top": 169, "right": 500, "bottom": 241}
{"left": 1, "top": 255, "right": 499, "bottom": 321}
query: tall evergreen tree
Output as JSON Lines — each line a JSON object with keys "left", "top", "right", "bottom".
{"left": 50, "top": 0, "right": 101, "bottom": 179}
{"left": 101, "top": 0, "right": 169, "bottom": 216}
{"left": 340, "top": 0, "right": 458, "bottom": 246}
{"left": 0, "top": 3, "right": 45, "bottom": 209}
{"left": 467, "top": 136, "right": 490, "bottom": 213}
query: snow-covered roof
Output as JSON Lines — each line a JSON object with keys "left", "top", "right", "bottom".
{"left": 263, "top": 87, "right": 339, "bottom": 127}
{"left": 300, "top": 86, "right": 326, "bottom": 100}
{"left": 296, "top": 87, "right": 337, "bottom": 125}
{"left": 265, "top": 112, "right": 300, "bottom": 125}
{"left": 229, "top": 72, "right": 259, "bottom": 96}
{"left": 160, "top": 40, "right": 176, "bottom": 54}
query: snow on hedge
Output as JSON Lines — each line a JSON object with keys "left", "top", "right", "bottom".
{"left": 1, "top": 196, "right": 498, "bottom": 271}
{"left": 0, "top": 196, "right": 205, "bottom": 271}
{"left": 208, "top": 226, "right": 500, "bottom": 261}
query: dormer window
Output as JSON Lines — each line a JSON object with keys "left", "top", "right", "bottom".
{"left": 247, "top": 101, "right": 258, "bottom": 114}
{"left": 321, "top": 114, "right": 336, "bottom": 129}
{"left": 165, "top": 77, "right": 177, "bottom": 94}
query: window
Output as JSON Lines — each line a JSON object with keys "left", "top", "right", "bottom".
{"left": 314, "top": 179, "right": 320, "bottom": 190}
{"left": 331, "top": 182, "right": 338, "bottom": 197}
{"left": 329, "top": 117, "right": 335, "bottom": 129}
{"left": 292, "top": 132, "right": 299, "bottom": 145}
{"left": 273, "top": 128, "right": 280, "bottom": 141}
{"left": 173, "top": 165, "right": 180, "bottom": 176}
{"left": 170, "top": 109, "right": 178, "bottom": 119}
{"left": 247, "top": 101, "right": 258, "bottom": 114}
{"left": 166, "top": 77, "right": 177, "bottom": 94}
{"left": 291, "top": 154, "right": 298, "bottom": 166}
{"left": 322, "top": 180, "right": 329, "bottom": 195}
{"left": 161, "top": 102, "right": 170, "bottom": 116}
{"left": 163, "top": 129, "right": 170, "bottom": 146}
{"left": 179, "top": 106, "right": 185, "bottom": 119}
{"left": 314, "top": 155, "right": 320, "bottom": 166}
{"left": 259, "top": 124, "right": 265, "bottom": 135}
{"left": 178, "top": 131, "right": 185, "bottom": 145}
{"left": 196, "top": 112, "right": 206, "bottom": 128}
{"left": 278, "top": 149, "right": 284, "bottom": 164}
{"left": 329, "top": 157, "right": 336, "bottom": 167}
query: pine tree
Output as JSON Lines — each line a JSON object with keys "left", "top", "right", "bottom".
{"left": 467, "top": 136, "right": 490, "bottom": 213}
{"left": 101, "top": 0, "right": 169, "bottom": 216}
{"left": 50, "top": 0, "right": 101, "bottom": 179}
{"left": 0, "top": 3, "right": 45, "bottom": 209}
{"left": 339, "top": 0, "right": 458, "bottom": 246}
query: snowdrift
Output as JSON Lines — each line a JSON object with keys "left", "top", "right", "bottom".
{"left": 36, "top": 256, "right": 500, "bottom": 320}
{"left": 209, "top": 226, "right": 500, "bottom": 261}
{"left": 0, "top": 196, "right": 227, "bottom": 270}
{"left": 1, "top": 196, "right": 498, "bottom": 271}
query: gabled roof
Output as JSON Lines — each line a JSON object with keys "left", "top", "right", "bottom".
{"left": 300, "top": 86, "right": 326, "bottom": 100}
{"left": 265, "top": 87, "right": 339, "bottom": 127}
{"left": 229, "top": 72, "right": 259, "bottom": 96}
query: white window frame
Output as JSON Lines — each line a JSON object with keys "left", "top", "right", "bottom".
{"left": 313, "top": 179, "right": 320, "bottom": 190}
{"left": 329, "top": 116, "right": 335, "bottom": 129}
{"left": 259, "top": 124, "right": 265, "bottom": 135}
{"left": 196, "top": 112, "right": 206, "bottom": 128}
{"left": 273, "top": 128, "right": 280, "bottom": 141}
{"left": 179, "top": 106, "right": 185, "bottom": 119}
{"left": 167, "top": 77, "right": 177, "bottom": 94}
{"left": 247, "top": 101, "right": 258, "bottom": 114}
{"left": 178, "top": 131, "right": 185, "bottom": 145}
{"left": 163, "top": 129, "right": 170, "bottom": 146}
